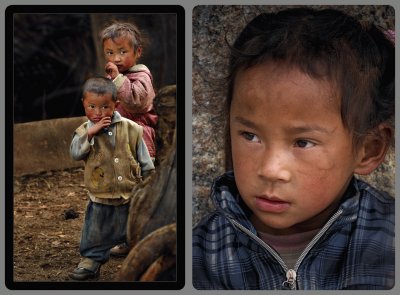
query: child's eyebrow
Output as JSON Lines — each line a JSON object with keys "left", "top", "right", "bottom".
{"left": 286, "top": 125, "right": 335, "bottom": 135}
{"left": 232, "top": 116, "right": 258, "bottom": 129}
{"left": 233, "top": 116, "right": 335, "bottom": 134}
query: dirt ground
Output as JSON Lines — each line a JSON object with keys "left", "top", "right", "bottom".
{"left": 13, "top": 167, "right": 126, "bottom": 282}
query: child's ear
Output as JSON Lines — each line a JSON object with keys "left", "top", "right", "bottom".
{"left": 136, "top": 46, "right": 142, "bottom": 58}
{"left": 115, "top": 100, "right": 120, "bottom": 108}
{"left": 354, "top": 124, "right": 393, "bottom": 175}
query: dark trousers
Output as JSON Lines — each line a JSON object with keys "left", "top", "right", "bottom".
{"left": 79, "top": 200, "right": 129, "bottom": 264}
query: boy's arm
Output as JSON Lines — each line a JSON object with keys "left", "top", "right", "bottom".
{"left": 70, "top": 117, "right": 112, "bottom": 161}
{"left": 136, "top": 138, "right": 155, "bottom": 177}
{"left": 113, "top": 71, "right": 155, "bottom": 114}
{"left": 70, "top": 129, "right": 92, "bottom": 161}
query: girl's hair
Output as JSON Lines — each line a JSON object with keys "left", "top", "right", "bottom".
{"left": 226, "top": 8, "right": 394, "bottom": 152}
{"left": 82, "top": 76, "right": 117, "bottom": 101}
{"left": 101, "top": 22, "right": 142, "bottom": 53}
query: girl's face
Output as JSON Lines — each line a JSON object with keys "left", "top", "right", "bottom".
{"left": 103, "top": 37, "right": 141, "bottom": 73}
{"left": 82, "top": 92, "right": 117, "bottom": 123}
{"left": 230, "top": 63, "right": 363, "bottom": 235}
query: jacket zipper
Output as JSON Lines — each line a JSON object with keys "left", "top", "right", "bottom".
{"left": 229, "top": 208, "right": 343, "bottom": 290}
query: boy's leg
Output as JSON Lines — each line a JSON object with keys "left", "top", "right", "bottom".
{"left": 109, "top": 203, "right": 130, "bottom": 257}
{"left": 69, "top": 200, "right": 129, "bottom": 280}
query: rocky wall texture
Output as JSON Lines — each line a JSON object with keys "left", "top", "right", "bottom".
{"left": 192, "top": 5, "right": 395, "bottom": 226}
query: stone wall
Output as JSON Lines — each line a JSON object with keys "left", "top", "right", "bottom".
{"left": 192, "top": 5, "right": 395, "bottom": 226}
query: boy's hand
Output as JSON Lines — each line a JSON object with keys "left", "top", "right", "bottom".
{"left": 87, "top": 116, "right": 112, "bottom": 141}
{"left": 105, "top": 62, "right": 119, "bottom": 80}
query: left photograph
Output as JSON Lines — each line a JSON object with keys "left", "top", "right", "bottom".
{"left": 6, "top": 5, "right": 184, "bottom": 290}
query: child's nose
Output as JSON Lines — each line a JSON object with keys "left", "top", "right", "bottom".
{"left": 257, "top": 147, "right": 291, "bottom": 182}
{"left": 94, "top": 107, "right": 102, "bottom": 115}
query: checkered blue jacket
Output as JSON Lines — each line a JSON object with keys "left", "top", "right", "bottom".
{"left": 192, "top": 171, "right": 395, "bottom": 290}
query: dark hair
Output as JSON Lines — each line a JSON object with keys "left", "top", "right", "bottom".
{"left": 226, "top": 8, "right": 394, "bottom": 153}
{"left": 101, "top": 22, "right": 142, "bottom": 53}
{"left": 82, "top": 76, "right": 117, "bottom": 101}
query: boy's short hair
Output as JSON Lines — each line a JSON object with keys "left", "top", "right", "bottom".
{"left": 82, "top": 76, "right": 117, "bottom": 101}
{"left": 101, "top": 22, "right": 142, "bottom": 52}
{"left": 226, "top": 8, "right": 394, "bottom": 149}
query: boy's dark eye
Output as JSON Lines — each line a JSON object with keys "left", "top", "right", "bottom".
{"left": 294, "top": 140, "right": 314, "bottom": 148}
{"left": 241, "top": 132, "right": 259, "bottom": 142}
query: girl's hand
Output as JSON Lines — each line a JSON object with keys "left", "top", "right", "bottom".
{"left": 105, "top": 62, "right": 119, "bottom": 80}
{"left": 87, "top": 116, "right": 112, "bottom": 141}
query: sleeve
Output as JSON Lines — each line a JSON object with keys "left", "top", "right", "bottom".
{"left": 136, "top": 138, "right": 155, "bottom": 175}
{"left": 113, "top": 71, "right": 155, "bottom": 114}
{"left": 70, "top": 124, "right": 92, "bottom": 161}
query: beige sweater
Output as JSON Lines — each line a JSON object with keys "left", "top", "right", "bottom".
{"left": 74, "top": 118, "right": 143, "bottom": 200}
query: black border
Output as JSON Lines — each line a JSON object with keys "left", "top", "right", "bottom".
{"left": 5, "top": 4, "right": 185, "bottom": 290}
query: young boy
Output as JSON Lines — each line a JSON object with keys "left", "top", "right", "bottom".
{"left": 102, "top": 22, "right": 158, "bottom": 161}
{"left": 192, "top": 8, "right": 395, "bottom": 290}
{"left": 69, "top": 77, "right": 154, "bottom": 280}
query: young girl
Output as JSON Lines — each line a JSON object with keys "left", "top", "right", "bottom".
{"left": 102, "top": 22, "right": 158, "bottom": 161}
{"left": 101, "top": 22, "right": 158, "bottom": 257}
{"left": 192, "top": 7, "right": 395, "bottom": 290}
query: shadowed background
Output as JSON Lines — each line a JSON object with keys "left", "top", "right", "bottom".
{"left": 13, "top": 13, "right": 177, "bottom": 123}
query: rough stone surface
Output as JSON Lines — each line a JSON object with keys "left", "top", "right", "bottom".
{"left": 192, "top": 5, "right": 395, "bottom": 226}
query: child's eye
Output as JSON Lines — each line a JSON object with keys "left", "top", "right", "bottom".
{"left": 101, "top": 106, "right": 109, "bottom": 110}
{"left": 105, "top": 51, "right": 113, "bottom": 56}
{"left": 120, "top": 50, "right": 126, "bottom": 55}
{"left": 88, "top": 105, "right": 95, "bottom": 109}
{"left": 294, "top": 139, "right": 315, "bottom": 148}
{"left": 241, "top": 132, "right": 260, "bottom": 143}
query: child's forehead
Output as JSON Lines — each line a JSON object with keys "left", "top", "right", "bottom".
{"left": 106, "top": 30, "right": 136, "bottom": 42}
{"left": 238, "top": 63, "right": 339, "bottom": 98}
{"left": 83, "top": 91, "right": 114, "bottom": 101}
{"left": 104, "top": 35, "right": 130, "bottom": 44}
{"left": 233, "top": 63, "right": 342, "bottom": 114}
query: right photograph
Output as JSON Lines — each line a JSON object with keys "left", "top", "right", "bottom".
{"left": 192, "top": 5, "right": 395, "bottom": 290}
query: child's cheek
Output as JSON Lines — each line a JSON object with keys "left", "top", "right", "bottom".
{"left": 295, "top": 152, "right": 336, "bottom": 183}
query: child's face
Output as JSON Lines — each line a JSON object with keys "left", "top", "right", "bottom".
{"left": 103, "top": 37, "right": 141, "bottom": 73}
{"left": 82, "top": 92, "right": 117, "bottom": 123}
{"left": 230, "top": 63, "right": 363, "bottom": 235}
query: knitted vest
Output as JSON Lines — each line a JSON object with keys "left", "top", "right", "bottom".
{"left": 76, "top": 119, "right": 143, "bottom": 199}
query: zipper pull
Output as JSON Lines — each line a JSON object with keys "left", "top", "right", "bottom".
{"left": 282, "top": 269, "right": 297, "bottom": 290}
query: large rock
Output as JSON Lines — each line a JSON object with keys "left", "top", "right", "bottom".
{"left": 13, "top": 116, "right": 86, "bottom": 176}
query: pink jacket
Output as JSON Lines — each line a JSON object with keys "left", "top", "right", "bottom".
{"left": 112, "top": 64, "right": 158, "bottom": 158}
{"left": 113, "top": 64, "right": 156, "bottom": 114}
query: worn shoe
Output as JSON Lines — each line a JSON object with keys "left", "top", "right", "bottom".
{"left": 110, "top": 242, "right": 130, "bottom": 257}
{"left": 69, "top": 258, "right": 101, "bottom": 281}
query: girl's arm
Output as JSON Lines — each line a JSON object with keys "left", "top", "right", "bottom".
{"left": 113, "top": 71, "right": 155, "bottom": 114}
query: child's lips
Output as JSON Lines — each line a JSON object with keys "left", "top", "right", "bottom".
{"left": 255, "top": 195, "right": 291, "bottom": 213}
